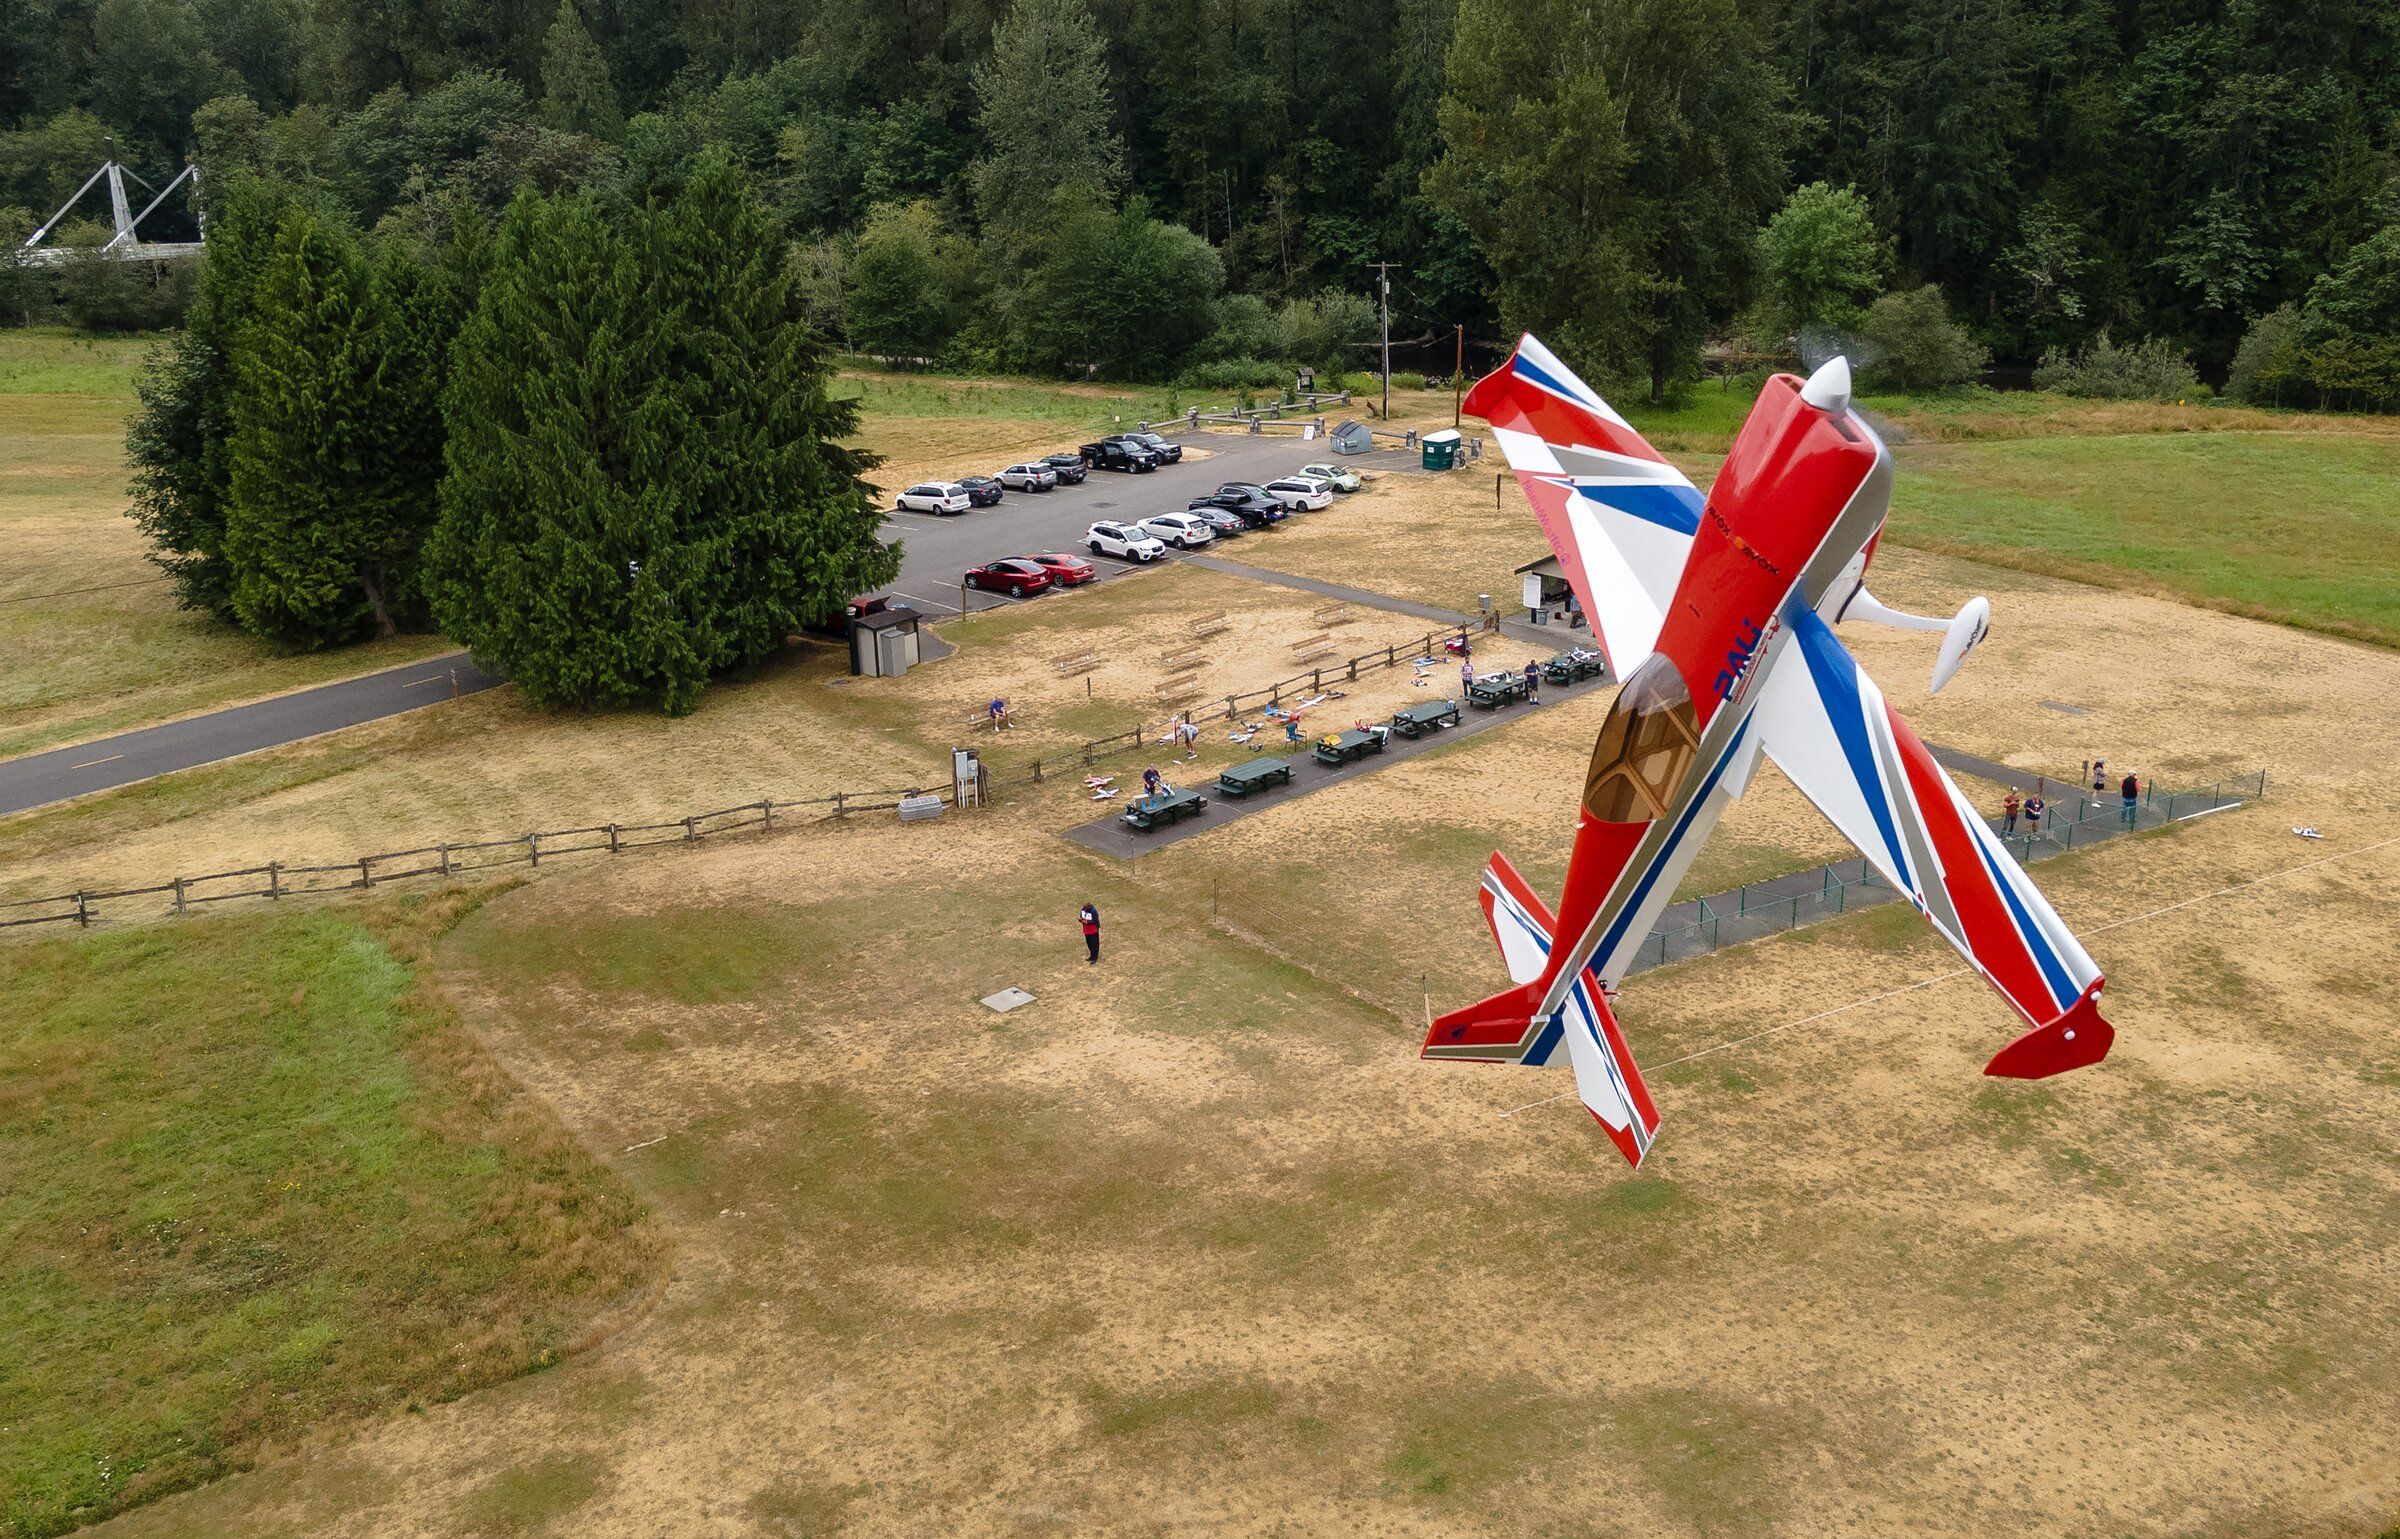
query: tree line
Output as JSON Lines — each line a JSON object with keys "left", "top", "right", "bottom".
{"left": 5, "top": 0, "right": 2398, "bottom": 400}
{"left": 127, "top": 155, "right": 895, "bottom": 712}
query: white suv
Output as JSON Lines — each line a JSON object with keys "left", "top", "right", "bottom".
{"left": 1086, "top": 521, "right": 1168, "bottom": 562}
{"left": 998, "top": 463, "right": 1058, "bottom": 492}
{"left": 1138, "top": 512, "right": 1216, "bottom": 549}
{"left": 1262, "top": 475, "right": 1334, "bottom": 511}
{"left": 897, "top": 481, "right": 971, "bottom": 515}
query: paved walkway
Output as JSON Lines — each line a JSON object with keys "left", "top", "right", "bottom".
{"left": 0, "top": 654, "right": 504, "bottom": 816}
{"left": 1180, "top": 553, "right": 1562, "bottom": 648}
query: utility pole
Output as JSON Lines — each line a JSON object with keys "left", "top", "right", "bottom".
{"left": 1370, "top": 261, "right": 1399, "bottom": 421}
{"left": 1453, "top": 325, "right": 1464, "bottom": 427}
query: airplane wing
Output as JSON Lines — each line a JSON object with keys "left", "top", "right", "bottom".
{"left": 1460, "top": 335, "right": 1702, "bottom": 675}
{"left": 1747, "top": 601, "right": 2116, "bottom": 1078}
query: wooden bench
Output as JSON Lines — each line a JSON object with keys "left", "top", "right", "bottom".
{"left": 1053, "top": 650, "right": 1100, "bottom": 678}
{"left": 1189, "top": 611, "right": 1230, "bottom": 639}
{"left": 1121, "top": 786, "right": 1208, "bottom": 831}
{"left": 1311, "top": 602, "right": 1354, "bottom": 628}
{"left": 1154, "top": 679, "right": 1202, "bottom": 705}
{"left": 1290, "top": 632, "right": 1334, "bottom": 663}
{"left": 1157, "top": 645, "right": 1206, "bottom": 673}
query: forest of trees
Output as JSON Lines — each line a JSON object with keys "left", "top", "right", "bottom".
{"left": 4, "top": 0, "right": 2398, "bottom": 401}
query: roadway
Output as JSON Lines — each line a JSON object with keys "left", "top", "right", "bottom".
{"left": 0, "top": 430, "right": 1408, "bottom": 816}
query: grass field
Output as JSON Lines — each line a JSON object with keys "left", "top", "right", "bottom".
{"left": 70, "top": 551, "right": 2400, "bottom": 1536}
{"left": 0, "top": 888, "right": 659, "bottom": 1537}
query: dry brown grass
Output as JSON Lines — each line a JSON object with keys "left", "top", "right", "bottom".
{"left": 84, "top": 562, "right": 2400, "bottom": 1539}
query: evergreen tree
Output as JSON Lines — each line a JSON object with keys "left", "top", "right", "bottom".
{"left": 1431, "top": 0, "right": 1791, "bottom": 398}
{"left": 428, "top": 161, "right": 894, "bottom": 714}
{"left": 540, "top": 0, "right": 621, "bottom": 139}
{"left": 972, "top": 0, "right": 1123, "bottom": 237}
{"left": 125, "top": 173, "right": 293, "bottom": 621}
{"left": 223, "top": 208, "right": 434, "bottom": 643}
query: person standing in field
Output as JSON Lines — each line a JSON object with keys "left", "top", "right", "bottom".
{"left": 2120, "top": 771, "right": 2140, "bottom": 825}
{"left": 2024, "top": 791, "right": 2046, "bottom": 836}
{"left": 1460, "top": 657, "right": 1474, "bottom": 691}
{"left": 1523, "top": 659, "right": 1541, "bottom": 702}
{"left": 1176, "top": 716, "right": 1201, "bottom": 761}
{"left": 1079, "top": 903, "right": 1100, "bottom": 964}
{"left": 2002, "top": 790, "right": 2021, "bottom": 832}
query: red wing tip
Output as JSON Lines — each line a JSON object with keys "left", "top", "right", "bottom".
{"left": 1984, "top": 991, "right": 2115, "bottom": 1079}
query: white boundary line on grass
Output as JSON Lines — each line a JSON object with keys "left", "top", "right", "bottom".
{"left": 1497, "top": 832, "right": 2400, "bottom": 1118}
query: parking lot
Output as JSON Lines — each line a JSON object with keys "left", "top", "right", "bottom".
{"left": 868, "top": 432, "right": 1422, "bottom": 615}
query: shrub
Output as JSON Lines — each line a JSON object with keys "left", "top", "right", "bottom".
{"left": 1755, "top": 182, "right": 1886, "bottom": 334}
{"left": 2032, "top": 331, "right": 2200, "bottom": 400}
{"left": 1182, "top": 356, "right": 1288, "bottom": 390}
{"left": 2225, "top": 305, "right": 2304, "bottom": 406}
{"left": 1856, "top": 286, "right": 1986, "bottom": 391}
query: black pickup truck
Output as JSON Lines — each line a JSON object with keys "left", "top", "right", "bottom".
{"left": 1122, "top": 431, "right": 1183, "bottom": 464}
{"left": 1080, "top": 439, "right": 1158, "bottom": 473}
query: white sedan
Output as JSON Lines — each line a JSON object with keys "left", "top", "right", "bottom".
{"left": 1262, "top": 475, "right": 1335, "bottom": 511}
{"left": 1137, "top": 512, "right": 1216, "bottom": 549}
{"left": 1086, "top": 520, "right": 1169, "bottom": 562}
{"left": 896, "top": 481, "right": 972, "bottom": 515}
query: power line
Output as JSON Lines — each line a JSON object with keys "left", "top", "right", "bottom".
{"left": 0, "top": 575, "right": 171, "bottom": 606}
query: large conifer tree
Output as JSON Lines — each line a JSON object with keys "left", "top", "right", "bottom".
{"left": 223, "top": 208, "right": 433, "bottom": 644}
{"left": 427, "top": 159, "right": 891, "bottom": 713}
{"left": 125, "top": 174, "right": 296, "bottom": 620}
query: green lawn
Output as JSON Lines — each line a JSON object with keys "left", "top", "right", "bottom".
{"left": 0, "top": 891, "right": 659, "bottom": 1538}
{"left": 1891, "top": 431, "right": 2400, "bottom": 647}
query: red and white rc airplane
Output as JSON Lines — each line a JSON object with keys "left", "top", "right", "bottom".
{"left": 1424, "top": 336, "right": 2115, "bottom": 1166}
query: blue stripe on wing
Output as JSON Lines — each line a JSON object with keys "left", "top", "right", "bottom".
{"left": 1572, "top": 481, "right": 1703, "bottom": 536}
{"left": 1513, "top": 350, "right": 1597, "bottom": 406}
{"left": 1786, "top": 605, "right": 1914, "bottom": 895}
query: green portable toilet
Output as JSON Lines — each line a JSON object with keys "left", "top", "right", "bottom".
{"left": 1421, "top": 428, "right": 1461, "bottom": 470}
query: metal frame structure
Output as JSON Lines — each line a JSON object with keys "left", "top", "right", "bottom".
{"left": 17, "top": 158, "right": 205, "bottom": 268}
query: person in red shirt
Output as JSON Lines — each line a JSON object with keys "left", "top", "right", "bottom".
{"left": 1079, "top": 903, "right": 1100, "bottom": 965}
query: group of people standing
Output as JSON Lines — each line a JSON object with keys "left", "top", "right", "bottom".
{"left": 1999, "top": 759, "right": 2142, "bottom": 836}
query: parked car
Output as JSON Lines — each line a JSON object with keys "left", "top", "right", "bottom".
{"left": 1137, "top": 511, "right": 1216, "bottom": 549}
{"left": 1086, "top": 521, "right": 1168, "bottom": 562}
{"left": 1120, "top": 431, "right": 1183, "bottom": 464}
{"left": 999, "top": 462, "right": 1059, "bottom": 492}
{"left": 897, "top": 481, "right": 971, "bottom": 515}
{"left": 1262, "top": 474, "right": 1335, "bottom": 511}
{"left": 1187, "top": 484, "right": 1289, "bottom": 526}
{"left": 1081, "top": 439, "right": 1158, "bottom": 473}
{"left": 1186, "top": 506, "right": 1247, "bottom": 539}
{"left": 963, "top": 557, "right": 1054, "bottom": 597}
{"left": 1042, "top": 452, "right": 1090, "bottom": 485}
{"left": 1299, "top": 461, "right": 1362, "bottom": 492}
{"left": 1026, "top": 552, "right": 1096, "bottom": 586}
{"left": 957, "top": 474, "right": 1005, "bottom": 507}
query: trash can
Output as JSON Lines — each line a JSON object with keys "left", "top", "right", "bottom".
{"left": 1421, "top": 428, "right": 1461, "bottom": 470}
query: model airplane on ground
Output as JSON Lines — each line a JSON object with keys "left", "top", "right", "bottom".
{"left": 1426, "top": 336, "right": 2114, "bottom": 1166}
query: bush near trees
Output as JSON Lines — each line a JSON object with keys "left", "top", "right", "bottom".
{"left": 1857, "top": 286, "right": 1987, "bottom": 391}
{"left": 2032, "top": 331, "right": 2201, "bottom": 400}
{"left": 1754, "top": 182, "right": 1887, "bottom": 335}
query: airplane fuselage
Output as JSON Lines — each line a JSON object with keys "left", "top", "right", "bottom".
{"left": 1537, "top": 372, "right": 1894, "bottom": 1012}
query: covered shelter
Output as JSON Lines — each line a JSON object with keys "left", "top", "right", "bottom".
{"left": 1513, "top": 553, "right": 1585, "bottom": 629}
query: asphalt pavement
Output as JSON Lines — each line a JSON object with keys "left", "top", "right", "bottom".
{"left": 0, "top": 430, "right": 1413, "bottom": 817}
{"left": 869, "top": 431, "right": 1421, "bottom": 616}
{"left": 0, "top": 654, "right": 504, "bottom": 817}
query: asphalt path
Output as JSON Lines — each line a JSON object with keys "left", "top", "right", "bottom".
{"left": 0, "top": 430, "right": 1412, "bottom": 816}
{"left": 0, "top": 654, "right": 504, "bottom": 817}
{"left": 868, "top": 432, "right": 1420, "bottom": 616}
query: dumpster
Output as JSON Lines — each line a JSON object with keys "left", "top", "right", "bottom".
{"left": 1421, "top": 428, "right": 1461, "bottom": 470}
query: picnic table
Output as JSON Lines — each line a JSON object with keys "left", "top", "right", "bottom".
{"left": 1121, "top": 786, "right": 1209, "bottom": 831}
{"left": 1543, "top": 648, "right": 1607, "bottom": 685}
{"left": 1216, "top": 756, "right": 1295, "bottom": 798}
{"left": 1390, "top": 698, "right": 1462, "bottom": 738}
{"left": 1312, "top": 726, "right": 1389, "bottom": 766}
{"left": 1466, "top": 670, "right": 1529, "bottom": 708}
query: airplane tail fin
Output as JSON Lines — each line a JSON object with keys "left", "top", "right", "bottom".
{"left": 1421, "top": 853, "right": 1662, "bottom": 1167}
{"left": 1985, "top": 981, "right": 2115, "bottom": 1079}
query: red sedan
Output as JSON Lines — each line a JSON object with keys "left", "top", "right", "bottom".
{"left": 963, "top": 558, "right": 1054, "bottom": 597}
{"left": 1025, "top": 552, "right": 1096, "bottom": 587}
